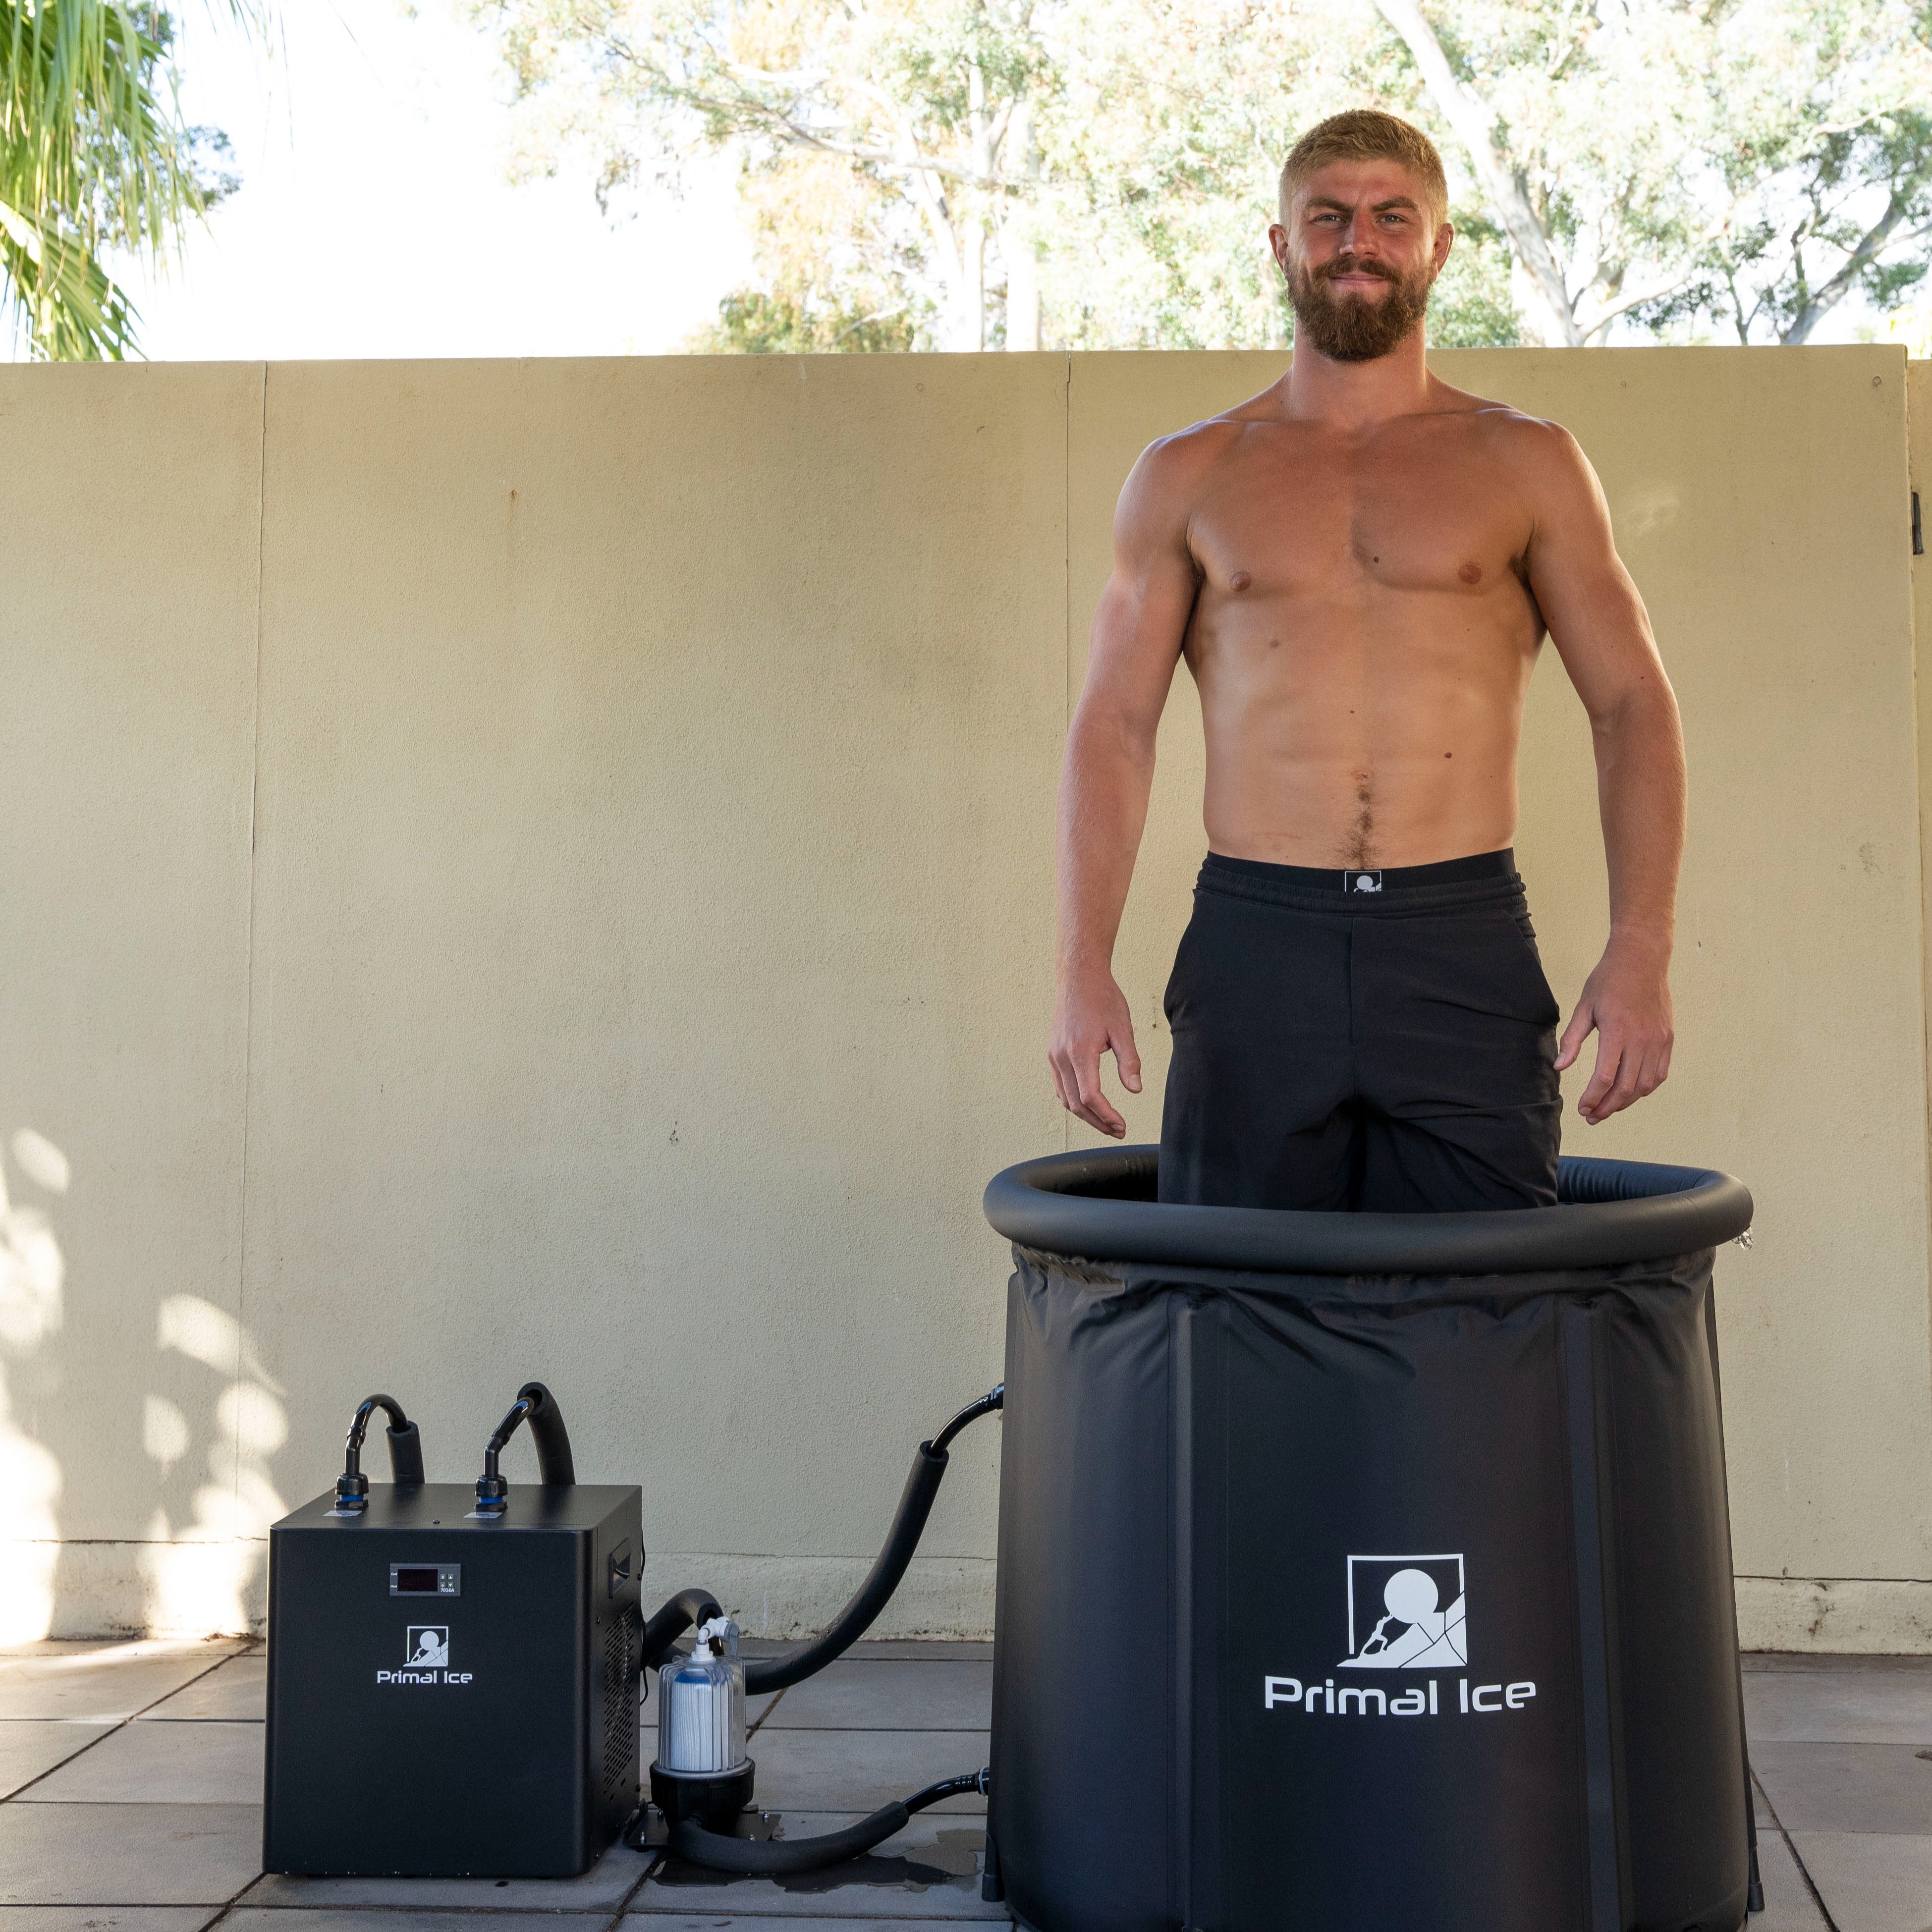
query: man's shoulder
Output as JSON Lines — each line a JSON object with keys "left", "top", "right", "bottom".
{"left": 1429, "top": 382, "right": 1586, "bottom": 468}
{"left": 1136, "top": 411, "right": 1256, "bottom": 473}
{"left": 1118, "top": 412, "right": 1258, "bottom": 525}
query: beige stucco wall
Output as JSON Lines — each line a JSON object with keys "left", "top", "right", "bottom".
{"left": 0, "top": 346, "right": 1926, "bottom": 1649}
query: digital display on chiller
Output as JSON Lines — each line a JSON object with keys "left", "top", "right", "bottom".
{"left": 388, "top": 1561, "right": 459, "bottom": 1597}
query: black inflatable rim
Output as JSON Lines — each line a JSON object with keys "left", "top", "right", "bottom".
{"left": 983, "top": 1145, "right": 1753, "bottom": 1275}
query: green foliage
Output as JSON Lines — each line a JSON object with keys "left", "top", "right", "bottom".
{"left": 1376, "top": 0, "right": 1932, "bottom": 343}
{"left": 690, "top": 282, "right": 921, "bottom": 349}
{"left": 1424, "top": 211, "right": 1519, "bottom": 347}
{"left": 0, "top": 1, "right": 250, "bottom": 359}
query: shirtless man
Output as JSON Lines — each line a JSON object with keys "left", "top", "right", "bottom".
{"left": 1048, "top": 110, "right": 1684, "bottom": 1211}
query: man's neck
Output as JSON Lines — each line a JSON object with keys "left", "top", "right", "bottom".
{"left": 1278, "top": 331, "right": 1436, "bottom": 432}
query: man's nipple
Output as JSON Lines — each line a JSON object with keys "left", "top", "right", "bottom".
{"left": 1230, "top": 570, "right": 1252, "bottom": 592}
{"left": 1458, "top": 561, "right": 1483, "bottom": 585}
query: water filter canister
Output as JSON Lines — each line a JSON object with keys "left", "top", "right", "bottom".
{"left": 659, "top": 1616, "right": 747, "bottom": 1774}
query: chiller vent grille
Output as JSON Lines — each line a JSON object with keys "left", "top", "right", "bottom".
{"left": 602, "top": 1611, "right": 638, "bottom": 1803}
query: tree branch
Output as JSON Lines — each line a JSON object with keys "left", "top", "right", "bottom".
{"left": 1783, "top": 168, "right": 1932, "bottom": 343}
{"left": 674, "top": 84, "right": 1030, "bottom": 191}
{"left": 1374, "top": 0, "right": 1582, "bottom": 345}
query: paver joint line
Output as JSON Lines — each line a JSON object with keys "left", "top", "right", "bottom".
{"left": 1752, "top": 1773, "right": 1845, "bottom": 1932}
{"left": 594, "top": 1843, "right": 665, "bottom": 1932}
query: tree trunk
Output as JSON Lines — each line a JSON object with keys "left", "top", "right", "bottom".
{"left": 1374, "top": 0, "right": 1583, "bottom": 347}
{"left": 1005, "top": 231, "right": 1041, "bottom": 350}
{"left": 1003, "top": 97, "right": 1042, "bottom": 350}
{"left": 956, "top": 214, "right": 986, "bottom": 350}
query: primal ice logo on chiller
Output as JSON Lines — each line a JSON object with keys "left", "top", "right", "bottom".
{"left": 406, "top": 1627, "right": 450, "bottom": 1668}
{"left": 376, "top": 1626, "right": 472, "bottom": 1688}
{"left": 1262, "top": 1551, "right": 1536, "bottom": 1721}
{"left": 1342, "top": 1555, "right": 1466, "bottom": 1669}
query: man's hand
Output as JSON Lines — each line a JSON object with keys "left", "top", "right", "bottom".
{"left": 1051, "top": 970, "right": 1143, "bottom": 1138}
{"left": 1555, "top": 933, "right": 1674, "bottom": 1125}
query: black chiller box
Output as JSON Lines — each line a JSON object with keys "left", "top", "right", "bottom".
{"left": 264, "top": 1483, "right": 643, "bottom": 1876}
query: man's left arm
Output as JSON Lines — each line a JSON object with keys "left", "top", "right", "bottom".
{"left": 1521, "top": 422, "right": 1686, "bottom": 1125}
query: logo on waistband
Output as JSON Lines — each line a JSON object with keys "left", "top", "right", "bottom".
{"left": 1345, "top": 871, "right": 1384, "bottom": 893}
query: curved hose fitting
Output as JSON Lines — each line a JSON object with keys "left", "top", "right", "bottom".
{"left": 336, "top": 1394, "right": 423, "bottom": 1511}
{"left": 638, "top": 1588, "right": 724, "bottom": 1674}
{"left": 474, "top": 1380, "right": 576, "bottom": 1516}
{"left": 669, "top": 1767, "right": 989, "bottom": 1875}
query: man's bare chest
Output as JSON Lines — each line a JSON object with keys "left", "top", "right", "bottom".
{"left": 1188, "top": 442, "right": 1534, "bottom": 603}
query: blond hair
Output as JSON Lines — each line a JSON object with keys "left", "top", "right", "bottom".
{"left": 1279, "top": 110, "right": 1448, "bottom": 225}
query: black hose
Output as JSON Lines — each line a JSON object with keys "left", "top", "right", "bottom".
{"left": 637, "top": 1384, "right": 1002, "bottom": 1696}
{"left": 336, "top": 1394, "right": 422, "bottom": 1508}
{"left": 637, "top": 1391, "right": 1004, "bottom": 1692}
{"left": 474, "top": 1380, "right": 576, "bottom": 1514}
{"left": 932, "top": 1385, "right": 1003, "bottom": 1454}
{"left": 516, "top": 1381, "right": 576, "bottom": 1484}
{"left": 743, "top": 1385, "right": 1002, "bottom": 1696}
{"left": 669, "top": 1768, "right": 988, "bottom": 1875}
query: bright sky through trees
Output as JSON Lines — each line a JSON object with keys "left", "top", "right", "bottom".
{"left": 5, "top": 0, "right": 1922, "bottom": 360}
{"left": 5, "top": 0, "right": 751, "bottom": 360}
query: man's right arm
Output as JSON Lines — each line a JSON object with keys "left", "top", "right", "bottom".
{"left": 1050, "top": 436, "right": 1203, "bottom": 1138}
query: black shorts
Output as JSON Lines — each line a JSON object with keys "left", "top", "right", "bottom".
{"left": 1159, "top": 849, "right": 1562, "bottom": 1213}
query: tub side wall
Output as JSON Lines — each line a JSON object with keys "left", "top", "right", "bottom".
{"left": 0, "top": 348, "right": 1924, "bottom": 1647}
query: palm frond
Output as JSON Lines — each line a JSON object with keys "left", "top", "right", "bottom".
{"left": 0, "top": 1, "right": 261, "bottom": 358}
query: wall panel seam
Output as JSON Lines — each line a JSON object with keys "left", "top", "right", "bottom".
{"left": 232, "top": 360, "right": 271, "bottom": 1506}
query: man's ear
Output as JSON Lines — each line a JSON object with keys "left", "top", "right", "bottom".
{"left": 1433, "top": 220, "right": 1456, "bottom": 272}
{"left": 1268, "top": 222, "right": 1293, "bottom": 280}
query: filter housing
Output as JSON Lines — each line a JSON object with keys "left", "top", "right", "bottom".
{"left": 264, "top": 1482, "right": 643, "bottom": 1877}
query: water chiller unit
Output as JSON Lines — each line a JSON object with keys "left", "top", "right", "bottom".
{"left": 263, "top": 1389, "right": 641, "bottom": 1878}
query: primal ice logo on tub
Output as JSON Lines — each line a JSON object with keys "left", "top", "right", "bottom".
{"left": 1343, "top": 1555, "right": 1466, "bottom": 1668}
{"left": 375, "top": 1626, "right": 473, "bottom": 1688}
{"left": 1262, "top": 1552, "right": 1535, "bottom": 1720}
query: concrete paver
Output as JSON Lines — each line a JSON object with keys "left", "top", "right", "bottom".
{"left": 0, "top": 1801, "right": 261, "bottom": 1906}
{"left": 1745, "top": 1669, "right": 1932, "bottom": 1747}
{"left": 0, "top": 1648, "right": 243, "bottom": 1726}
{"left": 17, "top": 1724, "right": 262, "bottom": 1808}
{"left": 758, "top": 1660, "right": 994, "bottom": 1733}
{"left": 1789, "top": 1830, "right": 1932, "bottom": 1932}
{"left": 0, "top": 1726, "right": 114, "bottom": 1802}
{"left": 749, "top": 1730, "right": 989, "bottom": 1814}
{"left": 137, "top": 1658, "right": 265, "bottom": 1726}
{"left": 226, "top": 1914, "right": 610, "bottom": 1932}
{"left": 637, "top": 1811, "right": 998, "bottom": 1918}
{"left": 0, "top": 1909, "right": 215, "bottom": 1932}
{"left": 1753, "top": 1741, "right": 1932, "bottom": 1836}
{"left": 237, "top": 1843, "right": 644, "bottom": 1913}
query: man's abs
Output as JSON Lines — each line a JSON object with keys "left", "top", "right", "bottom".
{"left": 1185, "top": 600, "right": 1540, "bottom": 869}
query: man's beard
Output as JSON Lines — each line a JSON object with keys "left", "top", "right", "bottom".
{"left": 1286, "top": 253, "right": 1434, "bottom": 362}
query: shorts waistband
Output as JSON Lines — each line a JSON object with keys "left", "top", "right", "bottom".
{"left": 1196, "top": 847, "right": 1523, "bottom": 916}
